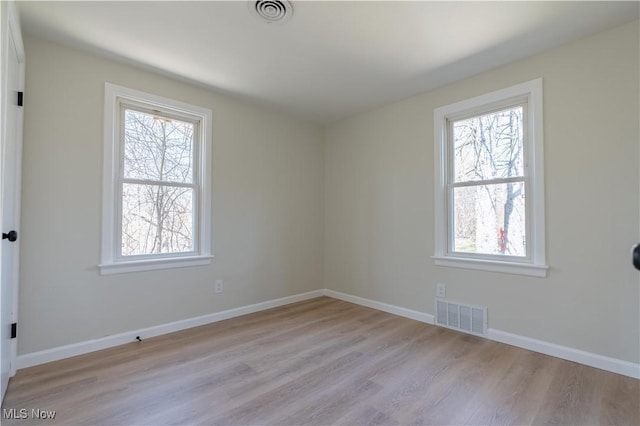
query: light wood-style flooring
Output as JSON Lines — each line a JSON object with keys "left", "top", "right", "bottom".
{"left": 2, "top": 297, "right": 639, "bottom": 425}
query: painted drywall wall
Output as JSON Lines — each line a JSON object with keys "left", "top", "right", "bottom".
{"left": 324, "top": 20, "right": 640, "bottom": 364}
{"left": 18, "top": 36, "right": 325, "bottom": 354}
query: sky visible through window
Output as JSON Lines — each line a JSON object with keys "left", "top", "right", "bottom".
{"left": 121, "top": 108, "right": 196, "bottom": 256}
{"left": 451, "top": 106, "right": 526, "bottom": 256}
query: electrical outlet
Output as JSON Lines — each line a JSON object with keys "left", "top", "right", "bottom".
{"left": 215, "top": 280, "right": 224, "bottom": 294}
{"left": 436, "top": 282, "right": 446, "bottom": 298}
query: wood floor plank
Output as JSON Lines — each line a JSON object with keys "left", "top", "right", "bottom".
{"left": 2, "top": 297, "right": 638, "bottom": 425}
{"left": 462, "top": 349, "right": 560, "bottom": 425}
{"left": 533, "top": 362, "right": 605, "bottom": 425}
{"left": 599, "top": 370, "right": 640, "bottom": 425}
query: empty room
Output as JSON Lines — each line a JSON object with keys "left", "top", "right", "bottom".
{"left": 0, "top": 0, "right": 639, "bottom": 424}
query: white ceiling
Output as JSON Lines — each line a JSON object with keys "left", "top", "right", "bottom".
{"left": 17, "top": 1, "right": 640, "bottom": 123}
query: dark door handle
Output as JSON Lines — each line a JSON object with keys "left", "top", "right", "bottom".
{"left": 633, "top": 244, "right": 640, "bottom": 271}
{"left": 2, "top": 230, "right": 17, "bottom": 242}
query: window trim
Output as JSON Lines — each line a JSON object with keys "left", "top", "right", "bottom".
{"left": 100, "top": 83, "right": 213, "bottom": 275}
{"left": 433, "top": 79, "right": 547, "bottom": 277}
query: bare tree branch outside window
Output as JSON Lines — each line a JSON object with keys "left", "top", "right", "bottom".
{"left": 451, "top": 106, "right": 526, "bottom": 256}
{"left": 120, "top": 108, "right": 196, "bottom": 256}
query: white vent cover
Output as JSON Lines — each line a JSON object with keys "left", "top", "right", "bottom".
{"left": 435, "top": 299, "right": 487, "bottom": 336}
{"left": 251, "top": 0, "right": 293, "bottom": 24}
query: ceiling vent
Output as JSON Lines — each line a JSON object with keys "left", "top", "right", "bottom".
{"left": 251, "top": 0, "right": 293, "bottom": 24}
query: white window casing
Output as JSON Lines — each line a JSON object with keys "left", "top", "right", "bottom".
{"left": 433, "top": 78, "right": 547, "bottom": 277}
{"left": 100, "top": 83, "right": 213, "bottom": 275}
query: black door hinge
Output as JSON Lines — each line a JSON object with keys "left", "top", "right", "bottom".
{"left": 11, "top": 322, "right": 16, "bottom": 339}
{"left": 17, "top": 91, "right": 23, "bottom": 107}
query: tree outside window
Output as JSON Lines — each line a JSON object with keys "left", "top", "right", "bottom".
{"left": 121, "top": 107, "right": 197, "bottom": 257}
{"left": 450, "top": 106, "right": 526, "bottom": 257}
{"left": 101, "top": 83, "right": 212, "bottom": 275}
{"left": 433, "top": 78, "right": 547, "bottom": 277}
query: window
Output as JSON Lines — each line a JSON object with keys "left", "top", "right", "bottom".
{"left": 433, "top": 79, "right": 547, "bottom": 277}
{"left": 100, "top": 83, "right": 212, "bottom": 274}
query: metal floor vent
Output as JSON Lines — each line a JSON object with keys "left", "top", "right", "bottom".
{"left": 435, "top": 299, "right": 487, "bottom": 336}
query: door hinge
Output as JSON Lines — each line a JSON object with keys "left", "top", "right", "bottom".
{"left": 17, "top": 91, "right": 23, "bottom": 107}
{"left": 11, "top": 322, "right": 17, "bottom": 339}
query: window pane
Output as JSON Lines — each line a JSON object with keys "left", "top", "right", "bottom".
{"left": 453, "top": 182, "right": 526, "bottom": 256}
{"left": 123, "top": 109, "right": 194, "bottom": 183}
{"left": 121, "top": 183, "right": 194, "bottom": 256}
{"left": 453, "top": 106, "right": 524, "bottom": 183}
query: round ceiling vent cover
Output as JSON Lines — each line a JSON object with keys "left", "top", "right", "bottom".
{"left": 251, "top": 0, "right": 293, "bottom": 24}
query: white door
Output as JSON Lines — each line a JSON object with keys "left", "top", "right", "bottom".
{"left": 0, "top": 1, "right": 24, "bottom": 403}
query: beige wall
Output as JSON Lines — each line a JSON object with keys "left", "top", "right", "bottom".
{"left": 19, "top": 36, "right": 325, "bottom": 354}
{"left": 324, "top": 20, "right": 640, "bottom": 363}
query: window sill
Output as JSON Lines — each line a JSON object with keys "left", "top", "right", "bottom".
{"left": 432, "top": 255, "right": 548, "bottom": 278}
{"left": 99, "top": 255, "right": 213, "bottom": 275}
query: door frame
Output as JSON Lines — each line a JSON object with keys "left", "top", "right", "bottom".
{"left": 0, "top": 0, "right": 25, "bottom": 389}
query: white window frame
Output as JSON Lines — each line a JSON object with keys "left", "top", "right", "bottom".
{"left": 433, "top": 79, "right": 547, "bottom": 277}
{"left": 100, "top": 83, "right": 213, "bottom": 275}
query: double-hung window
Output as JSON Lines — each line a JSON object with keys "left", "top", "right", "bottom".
{"left": 433, "top": 79, "right": 547, "bottom": 277}
{"left": 100, "top": 83, "right": 212, "bottom": 275}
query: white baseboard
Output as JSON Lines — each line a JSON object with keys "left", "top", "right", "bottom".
{"left": 323, "top": 289, "right": 639, "bottom": 379}
{"left": 487, "top": 328, "right": 640, "bottom": 379}
{"left": 16, "top": 290, "right": 324, "bottom": 370}
{"left": 16, "top": 288, "right": 640, "bottom": 380}
{"left": 323, "top": 289, "right": 435, "bottom": 324}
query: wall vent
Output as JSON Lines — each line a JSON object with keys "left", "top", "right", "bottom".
{"left": 435, "top": 299, "right": 487, "bottom": 336}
